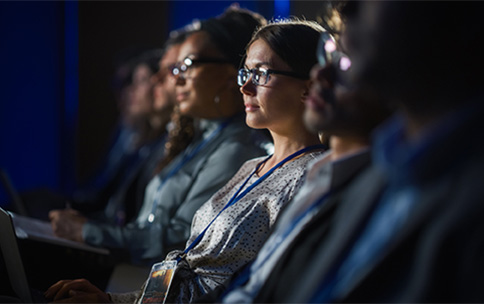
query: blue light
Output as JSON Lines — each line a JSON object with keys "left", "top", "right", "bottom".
{"left": 274, "top": 0, "right": 290, "bottom": 18}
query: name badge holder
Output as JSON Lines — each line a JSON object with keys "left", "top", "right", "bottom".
{"left": 140, "top": 260, "right": 177, "bottom": 304}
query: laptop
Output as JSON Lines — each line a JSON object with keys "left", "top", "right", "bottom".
{"left": 0, "top": 206, "right": 37, "bottom": 302}
{"left": 1, "top": 206, "right": 114, "bottom": 302}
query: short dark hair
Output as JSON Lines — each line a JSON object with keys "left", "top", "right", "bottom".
{"left": 248, "top": 19, "right": 324, "bottom": 78}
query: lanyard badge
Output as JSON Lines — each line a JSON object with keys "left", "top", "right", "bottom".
{"left": 140, "top": 260, "right": 178, "bottom": 304}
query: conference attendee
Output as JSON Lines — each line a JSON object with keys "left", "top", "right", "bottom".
{"left": 215, "top": 5, "right": 392, "bottom": 303}
{"left": 257, "top": 1, "right": 484, "bottom": 303}
{"left": 48, "top": 38, "right": 181, "bottom": 243}
{"left": 16, "top": 49, "right": 165, "bottom": 222}
{"left": 72, "top": 49, "right": 163, "bottom": 213}
{"left": 49, "top": 6, "right": 271, "bottom": 266}
{"left": 90, "top": 49, "right": 175, "bottom": 225}
{"left": 44, "top": 17, "right": 326, "bottom": 304}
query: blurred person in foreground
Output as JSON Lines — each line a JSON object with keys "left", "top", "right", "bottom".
{"left": 254, "top": 1, "right": 484, "bottom": 303}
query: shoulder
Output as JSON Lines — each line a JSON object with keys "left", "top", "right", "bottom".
{"left": 281, "top": 151, "right": 326, "bottom": 174}
{"left": 210, "top": 135, "right": 270, "bottom": 162}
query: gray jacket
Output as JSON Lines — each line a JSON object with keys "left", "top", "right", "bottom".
{"left": 83, "top": 114, "right": 271, "bottom": 265}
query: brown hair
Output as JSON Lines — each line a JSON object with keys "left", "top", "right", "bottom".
{"left": 247, "top": 19, "right": 324, "bottom": 78}
{"left": 153, "top": 106, "right": 195, "bottom": 175}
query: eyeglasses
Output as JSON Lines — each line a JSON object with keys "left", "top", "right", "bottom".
{"left": 171, "top": 56, "right": 231, "bottom": 79}
{"left": 317, "top": 32, "right": 352, "bottom": 72}
{"left": 237, "top": 67, "right": 307, "bottom": 87}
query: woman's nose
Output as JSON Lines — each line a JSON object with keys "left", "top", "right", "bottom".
{"left": 239, "top": 76, "right": 256, "bottom": 96}
{"left": 174, "top": 73, "right": 186, "bottom": 86}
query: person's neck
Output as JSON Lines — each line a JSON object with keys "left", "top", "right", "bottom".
{"left": 330, "top": 136, "right": 368, "bottom": 161}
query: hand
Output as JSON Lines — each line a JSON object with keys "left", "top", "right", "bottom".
{"left": 49, "top": 208, "right": 87, "bottom": 242}
{"left": 44, "top": 279, "right": 111, "bottom": 303}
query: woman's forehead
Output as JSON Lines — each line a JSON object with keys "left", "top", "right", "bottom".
{"left": 245, "top": 39, "right": 289, "bottom": 70}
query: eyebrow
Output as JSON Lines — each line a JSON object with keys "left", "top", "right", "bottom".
{"left": 244, "top": 61, "right": 272, "bottom": 69}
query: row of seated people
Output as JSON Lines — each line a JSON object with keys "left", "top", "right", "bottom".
{"left": 48, "top": 6, "right": 273, "bottom": 268}
{"left": 19, "top": 46, "right": 174, "bottom": 223}
{"left": 10, "top": 1, "right": 484, "bottom": 303}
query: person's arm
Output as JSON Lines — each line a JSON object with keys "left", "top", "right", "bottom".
{"left": 82, "top": 140, "right": 264, "bottom": 265}
{"left": 49, "top": 209, "right": 87, "bottom": 242}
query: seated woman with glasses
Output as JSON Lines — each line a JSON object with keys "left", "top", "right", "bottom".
{"left": 44, "top": 16, "right": 325, "bottom": 304}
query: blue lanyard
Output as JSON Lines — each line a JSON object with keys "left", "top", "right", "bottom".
{"left": 176, "top": 144, "right": 325, "bottom": 262}
{"left": 222, "top": 188, "right": 333, "bottom": 296}
{"left": 147, "top": 117, "right": 233, "bottom": 223}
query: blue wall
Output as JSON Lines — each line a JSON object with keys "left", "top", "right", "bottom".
{"left": 0, "top": 1, "right": 67, "bottom": 206}
{"left": 167, "top": 1, "right": 273, "bottom": 32}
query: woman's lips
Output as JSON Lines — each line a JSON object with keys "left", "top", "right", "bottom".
{"left": 245, "top": 103, "right": 260, "bottom": 112}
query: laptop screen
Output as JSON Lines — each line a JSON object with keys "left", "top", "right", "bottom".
{"left": 0, "top": 207, "right": 33, "bottom": 303}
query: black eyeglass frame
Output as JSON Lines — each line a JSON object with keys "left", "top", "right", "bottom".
{"left": 237, "top": 67, "right": 307, "bottom": 87}
{"left": 171, "top": 56, "right": 232, "bottom": 78}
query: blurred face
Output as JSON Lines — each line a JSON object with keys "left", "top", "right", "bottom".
{"left": 345, "top": 2, "right": 393, "bottom": 95}
{"left": 125, "top": 64, "right": 153, "bottom": 121}
{"left": 240, "top": 39, "right": 309, "bottom": 134}
{"left": 174, "top": 31, "right": 235, "bottom": 119}
{"left": 345, "top": 2, "right": 423, "bottom": 103}
{"left": 305, "top": 46, "right": 388, "bottom": 137}
{"left": 304, "top": 63, "right": 338, "bottom": 133}
{"left": 152, "top": 45, "right": 179, "bottom": 112}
